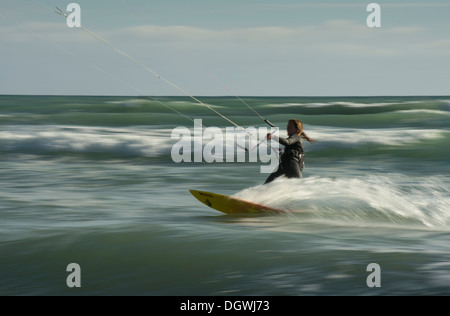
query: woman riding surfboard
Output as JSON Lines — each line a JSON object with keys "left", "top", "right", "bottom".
{"left": 264, "top": 119, "right": 316, "bottom": 184}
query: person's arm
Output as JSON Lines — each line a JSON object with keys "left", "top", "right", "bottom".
{"left": 267, "top": 134, "right": 300, "bottom": 146}
{"left": 279, "top": 134, "right": 301, "bottom": 146}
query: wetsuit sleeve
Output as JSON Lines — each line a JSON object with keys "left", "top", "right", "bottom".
{"left": 275, "top": 134, "right": 301, "bottom": 146}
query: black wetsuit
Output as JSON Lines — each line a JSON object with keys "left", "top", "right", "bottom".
{"left": 264, "top": 134, "right": 304, "bottom": 184}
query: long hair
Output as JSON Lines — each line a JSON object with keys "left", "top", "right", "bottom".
{"left": 289, "top": 119, "right": 316, "bottom": 143}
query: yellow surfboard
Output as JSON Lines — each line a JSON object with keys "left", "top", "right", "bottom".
{"left": 189, "top": 189, "right": 286, "bottom": 214}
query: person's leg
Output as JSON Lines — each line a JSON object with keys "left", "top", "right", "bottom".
{"left": 264, "top": 164, "right": 284, "bottom": 184}
{"left": 284, "top": 159, "right": 302, "bottom": 179}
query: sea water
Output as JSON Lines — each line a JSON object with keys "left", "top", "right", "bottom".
{"left": 0, "top": 95, "right": 449, "bottom": 295}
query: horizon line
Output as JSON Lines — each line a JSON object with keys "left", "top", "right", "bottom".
{"left": 2, "top": 94, "right": 450, "bottom": 98}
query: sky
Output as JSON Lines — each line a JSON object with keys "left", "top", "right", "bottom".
{"left": 1, "top": 0, "right": 450, "bottom": 96}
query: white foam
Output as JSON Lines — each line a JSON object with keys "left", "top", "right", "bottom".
{"left": 233, "top": 175, "right": 450, "bottom": 228}
{"left": 270, "top": 100, "right": 427, "bottom": 108}
{"left": 306, "top": 126, "right": 446, "bottom": 147}
{"left": 393, "top": 109, "right": 450, "bottom": 115}
{"left": 106, "top": 98, "right": 150, "bottom": 107}
{"left": 2, "top": 125, "right": 446, "bottom": 159}
{"left": 0, "top": 125, "right": 171, "bottom": 157}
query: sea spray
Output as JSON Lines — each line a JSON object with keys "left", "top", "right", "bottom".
{"left": 233, "top": 175, "right": 450, "bottom": 228}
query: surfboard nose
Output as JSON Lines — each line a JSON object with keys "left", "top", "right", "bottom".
{"left": 189, "top": 189, "right": 286, "bottom": 215}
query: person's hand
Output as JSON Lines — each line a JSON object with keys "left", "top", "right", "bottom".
{"left": 266, "top": 133, "right": 272, "bottom": 140}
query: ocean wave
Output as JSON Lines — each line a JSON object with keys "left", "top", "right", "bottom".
{"left": 1, "top": 125, "right": 447, "bottom": 159}
{"left": 2, "top": 96, "right": 449, "bottom": 130}
{"left": 0, "top": 125, "right": 171, "bottom": 158}
{"left": 306, "top": 126, "right": 446, "bottom": 147}
{"left": 304, "top": 101, "right": 399, "bottom": 108}
{"left": 392, "top": 109, "right": 450, "bottom": 115}
{"left": 105, "top": 98, "right": 152, "bottom": 108}
{"left": 270, "top": 100, "right": 424, "bottom": 108}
